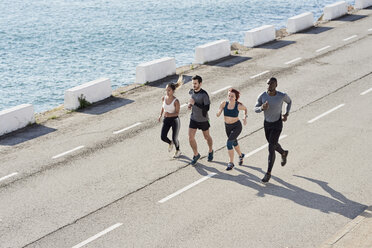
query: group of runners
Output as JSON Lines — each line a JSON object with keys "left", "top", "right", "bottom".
{"left": 158, "top": 75, "right": 292, "bottom": 183}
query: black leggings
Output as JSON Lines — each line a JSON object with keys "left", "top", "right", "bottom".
{"left": 161, "top": 117, "right": 180, "bottom": 150}
{"left": 225, "top": 120, "right": 242, "bottom": 150}
{"left": 264, "top": 118, "right": 284, "bottom": 173}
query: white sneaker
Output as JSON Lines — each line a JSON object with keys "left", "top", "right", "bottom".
{"left": 173, "top": 150, "right": 181, "bottom": 158}
{"left": 168, "top": 142, "right": 174, "bottom": 152}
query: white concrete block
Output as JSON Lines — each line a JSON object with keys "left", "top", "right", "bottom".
{"left": 287, "top": 12, "right": 314, "bottom": 33}
{"left": 64, "top": 78, "right": 112, "bottom": 110}
{"left": 0, "top": 104, "right": 35, "bottom": 136}
{"left": 135, "top": 57, "right": 176, "bottom": 84}
{"left": 355, "top": 0, "right": 372, "bottom": 9}
{"left": 244, "top": 25, "right": 276, "bottom": 48}
{"left": 194, "top": 39, "right": 231, "bottom": 64}
{"left": 323, "top": 1, "right": 348, "bottom": 21}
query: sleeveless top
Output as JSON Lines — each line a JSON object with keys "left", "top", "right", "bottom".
{"left": 163, "top": 96, "right": 177, "bottom": 114}
{"left": 224, "top": 101, "right": 239, "bottom": 117}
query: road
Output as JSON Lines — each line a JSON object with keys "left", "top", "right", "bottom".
{"left": 0, "top": 8, "right": 372, "bottom": 248}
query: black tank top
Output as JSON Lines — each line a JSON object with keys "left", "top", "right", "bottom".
{"left": 224, "top": 101, "right": 239, "bottom": 117}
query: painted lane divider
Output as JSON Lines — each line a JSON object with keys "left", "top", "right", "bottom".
{"left": 71, "top": 223, "right": 123, "bottom": 248}
{"left": 343, "top": 35, "right": 357, "bottom": 41}
{"left": 316, "top": 45, "right": 331, "bottom": 53}
{"left": 285, "top": 57, "right": 302, "bottom": 65}
{"left": 250, "top": 70, "right": 270, "bottom": 79}
{"left": 245, "top": 135, "right": 288, "bottom": 158}
{"left": 52, "top": 146, "right": 85, "bottom": 159}
{"left": 360, "top": 88, "right": 372, "bottom": 96}
{"left": 0, "top": 172, "right": 18, "bottom": 183}
{"left": 113, "top": 122, "right": 142, "bottom": 134}
{"left": 159, "top": 173, "right": 217, "bottom": 203}
{"left": 308, "top": 104, "right": 345, "bottom": 124}
{"left": 212, "top": 85, "right": 232, "bottom": 95}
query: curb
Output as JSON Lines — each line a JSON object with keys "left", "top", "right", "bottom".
{"left": 320, "top": 206, "right": 372, "bottom": 248}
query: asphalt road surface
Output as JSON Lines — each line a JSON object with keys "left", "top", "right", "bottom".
{"left": 1, "top": 8, "right": 372, "bottom": 248}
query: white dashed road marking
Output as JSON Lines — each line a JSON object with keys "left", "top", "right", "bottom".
{"left": 343, "top": 35, "right": 357, "bottom": 41}
{"left": 52, "top": 146, "right": 85, "bottom": 159}
{"left": 245, "top": 135, "right": 288, "bottom": 158}
{"left": 285, "top": 57, "right": 302, "bottom": 65}
{"left": 308, "top": 104, "right": 345, "bottom": 124}
{"left": 212, "top": 86, "right": 232, "bottom": 95}
{"left": 0, "top": 172, "right": 18, "bottom": 183}
{"left": 316, "top": 45, "right": 331, "bottom": 53}
{"left": 113, "top": 122, "right": 142, "bottom": 134}
{"left": 71, "top": 223, "right": 123, "bottom": 248}
{"left": 250, "top": 70, "right": 270, "bottom": 79}
{"left": 159, "top": 173, "right": 217, "bottom": 203}
{"left": 361, "top": 88, "right": 372, "bottom": 96}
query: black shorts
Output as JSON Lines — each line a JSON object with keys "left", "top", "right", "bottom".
{"left": 189, "top": 119, "right": 210, "bottom": 131}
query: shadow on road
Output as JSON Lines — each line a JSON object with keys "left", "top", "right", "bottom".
{"left": 257, "top": 40, "right": 296, "bottom": 50}
{"left": 205, "top": 55, "right": 252, "bottom": 68}
{"left": 334, "top": 14, "right": 368, "bottom": 22}
{"left": 0, "top": 124, "right": 57, "bottom": 146}
{"left": 193, "top": 162, "right": 367, "bottom": 219}
{"left": 78, "top": 96, "right": 134, "bottom": 115}
{"left": 298, "top": 26, "right": 333, "bottom": 35}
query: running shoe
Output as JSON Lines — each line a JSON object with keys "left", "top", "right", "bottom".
{"left": 261, "top": 173, "right": 271, "bottom": 183}
{"left": 173, "top": 150, "right": 181, "bottom": 158}
{"left": 226, "top": 162, "right": 234, "bottom": 171}
{"left": 281, "top": 150, "right": 289, "bottom": 166}
{"left": 191, "top": 153, "right": 201, "bottom": 165}
{"left": 207, "top": 150, "right": 214, "bottom": 161}
{"left": 238, "top": 153, "right": 245, "bottom": 166}
{"left": 168, "top": 142, "right": 174, "bottom": 153}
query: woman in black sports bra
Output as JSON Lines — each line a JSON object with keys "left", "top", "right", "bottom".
{"left": 216, "top": 88, "right": 248, "bottom": 170}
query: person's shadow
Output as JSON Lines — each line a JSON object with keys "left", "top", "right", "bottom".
{"left": 193, "top": 161, "right": 367, "bottom": 219}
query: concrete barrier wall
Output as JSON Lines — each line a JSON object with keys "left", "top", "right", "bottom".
{"left": 324, "top": 1, "right": 348, "bottom": 20}
{"left": 194, "top": 39, "right": 230, "bottom": 64}
{"left": 244, "top": 25, "right": 276, "bottom": 47}
{"left": 0, "top": 104, "right": 35, "bottom": 136}
{"left": 135, "top": 57, "right": 176, "bottom": 84}
{"left": 64, "top": 78, "right": 112, "bottom": 110}
{"left": 355, "top": 0, "right": 372, "bottom": 9}
{"left": 287, "top": 12, "right": 314, "bottom": 33}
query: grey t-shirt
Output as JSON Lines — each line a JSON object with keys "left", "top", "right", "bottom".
{"left": 254, "top": 91, "right": 292, "bottom": 122}
{"left": 190, "top": 89, "right": 210, "bottom": 122}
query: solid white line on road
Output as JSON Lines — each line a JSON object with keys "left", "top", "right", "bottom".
{"left": 0, "top": 172, "right": 18, "bottom": 183}
{"left": 250, "top": 70, "right": 270, "bottom": 79}
{"left": 71, "top": 223, "right": 123, "bottom": 248}
{"left": 113, "top": 122, "right": 142, "bottom": 134}
{"left": 212, "top": 86, "right": 232, "bottom": 95}
{"left": 316, "top": 45, "right": 331, "bottom": 53}
{"left": 180, "top": 103, "right": 188, "bottom": 108}
{"left": 343, "top": 35, "right": 357, "bottom": 41}
{"left": 245, "top": 135, "right": 288, "bottom": 158}
{"left": 285, "top": 57, "right": 302, "bottom": 65}
{"left": 159, "top": 173, "right": 217, "bottom": 203}
{"left": 52, "top": 146, "right": 85, "bottom": 159}
{"left": 360, "top": 88, "right": 372, "bottom": 95}
{"left": 308, "top": 104, "right": 345, "bottom": 124}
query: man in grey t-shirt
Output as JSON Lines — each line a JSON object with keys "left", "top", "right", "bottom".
{"left": 188, "top": 75, "right": 214, "bottom": 165}
{"left": 255, "top": 77, "right": 292, "bottom": 183}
